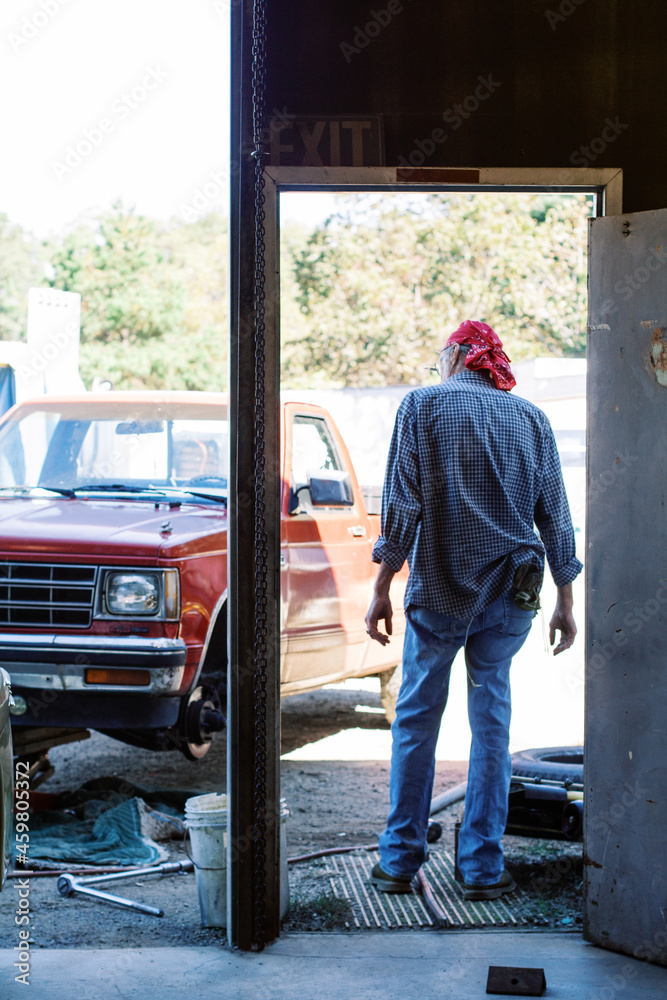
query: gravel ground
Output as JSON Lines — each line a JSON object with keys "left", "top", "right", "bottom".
{"left": 0, "top": 683, "right": 582, "bottom": 948}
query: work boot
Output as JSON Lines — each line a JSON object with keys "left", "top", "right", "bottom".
{"left": 459, "top": 869, "right": 516, "bottom": 901}
{"left": 369, "top": 862, "right": 413, "bottom": 893}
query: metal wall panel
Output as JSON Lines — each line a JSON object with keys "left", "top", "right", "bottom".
{"left": 264, "top": 0, "right": 667, "bottom": 213}
{"left": 586, "top": 210, "right": 667, "bottom": 965}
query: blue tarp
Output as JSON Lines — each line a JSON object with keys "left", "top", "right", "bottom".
{"left": 0, "top": 366, "right": 15, "bottom": 419}
{"left": 18, "top": 777, "right": 201, "bottom": 867}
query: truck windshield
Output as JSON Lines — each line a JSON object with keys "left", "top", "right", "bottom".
{"left": 0, "top": 403, "right": 228, "bottom": 497}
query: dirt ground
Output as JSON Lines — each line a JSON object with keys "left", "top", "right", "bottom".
{"left": 0, "top": 682, "right": 582, "bottom": 948}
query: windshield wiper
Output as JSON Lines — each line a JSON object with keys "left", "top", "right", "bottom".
{"left": 0, "top": 484, "right": 225, "bottom": 504}
{"left": 74, "top": 484, "right": 158, "bottom": 494}
{"left": 150, "top": 486, "right": 227, "bottom": 505}
{"left": 179, "top": 490, "right": 227, "bottom": 505}
{"left": 41, "top": 486, "right": 77, "bottom": 498}
{"left": 0, "top": 485, "right": 76, "bottom": 498}
{"left": 55, "top": 484, "right": 226, "bottom": 505}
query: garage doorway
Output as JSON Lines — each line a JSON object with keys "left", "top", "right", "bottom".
{"left": 251, "top": 168, "right": 621, "bottom": 937}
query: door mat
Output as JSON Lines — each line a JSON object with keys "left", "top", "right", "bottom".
{"left": 326, "top": 850, "right": 529, "bottom": 929}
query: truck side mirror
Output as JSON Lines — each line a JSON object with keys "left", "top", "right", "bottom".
{"left": 308, "top": 470, "right": 354, "bottom": 506}
{"left": 288, "top": 485, "right": 308, "bottom": 515}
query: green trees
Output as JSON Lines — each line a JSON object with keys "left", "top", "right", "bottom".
{"left": 0, "top": 192, "right": 588, "bottom": 390}
{"left": 48, "top": 206, "right": 227, "bottom": 390}
{"left": 282, "top": 193, "right": 589, "bottom": 387}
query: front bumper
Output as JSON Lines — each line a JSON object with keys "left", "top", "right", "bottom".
{"left": 0, "top": 633, "right": 186, "bottom": 695}
{"left": 9, "top": 690, "right": 182, "bottom": 730}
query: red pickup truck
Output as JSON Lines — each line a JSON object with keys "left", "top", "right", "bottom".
{"left": 0, "top": 393, "right": 405, "bottom": 758}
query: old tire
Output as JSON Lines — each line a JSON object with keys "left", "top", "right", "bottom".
{"left": 511, "top": 745, "right": 583, "bottom": 785}
{"left": 379, "top": 664, "right": 402, "bottom": 725}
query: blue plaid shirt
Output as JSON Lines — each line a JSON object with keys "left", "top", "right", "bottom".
{"left": 373, "top": 370, "right": 582, "bottom": 618}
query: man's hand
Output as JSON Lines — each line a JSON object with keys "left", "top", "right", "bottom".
{"left": 365, "top": 593, "right": 393, "bottom": 645}
{"left": 365, "top": 560, "right": 397, "bottom": 646}
{"left": 550, "top": 583, "right": 577, "bottom": 655}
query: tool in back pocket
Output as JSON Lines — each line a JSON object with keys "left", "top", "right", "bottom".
{"left": 512, "top": 563, "right": 543, "bottom": 612}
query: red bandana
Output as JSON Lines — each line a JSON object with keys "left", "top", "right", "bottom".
{"left": 444, "top": 320, "right": 516, "bottom": 391}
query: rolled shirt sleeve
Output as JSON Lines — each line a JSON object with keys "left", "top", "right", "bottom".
{"left": 372, "top": 396, "right": 422, "bottom": 571}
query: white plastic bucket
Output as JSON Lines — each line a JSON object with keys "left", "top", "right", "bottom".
{"left": 185, "top": 792, "right": 228, "bottom": 927}
{"left": 280, "top": 798, "right": 290, "bottom": 919}
{"left": 185, "top": 792, "right": 290, "bottom": 926}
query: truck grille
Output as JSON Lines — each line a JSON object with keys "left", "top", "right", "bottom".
{"left": 0, "top": 563, "right": 97, "bottom": 627}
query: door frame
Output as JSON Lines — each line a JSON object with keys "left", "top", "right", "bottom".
{"left": 228, "top": 164, "right": 621, "bottom": 949}
{"left": 264, "top": 164, "right": 622, "bottom": 211}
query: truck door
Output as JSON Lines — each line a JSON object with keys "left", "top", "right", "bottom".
{"left": 281, "top": 405, "right": 372, "bottom": 686}
{"left": 586, "top": 208, "right": 667, "bottom": 965}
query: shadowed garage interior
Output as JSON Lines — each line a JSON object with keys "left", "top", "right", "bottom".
{"left": 229, "top": 0, "right": 667, "bottom": 961}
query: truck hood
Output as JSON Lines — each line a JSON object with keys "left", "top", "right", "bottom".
{"left": 0, "top": 497, "right": 227, "bottom": 560}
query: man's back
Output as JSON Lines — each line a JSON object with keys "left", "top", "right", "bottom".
{"left": 374, "top": 369, "right": 581, "bottom": 617}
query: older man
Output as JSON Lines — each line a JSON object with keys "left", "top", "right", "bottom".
{"left": 365, "top": 320, "right": 582, "bottom": 900}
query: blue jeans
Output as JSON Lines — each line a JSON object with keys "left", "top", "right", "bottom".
{"left": 378, "top": 593, "right": 535, "bottom": 886}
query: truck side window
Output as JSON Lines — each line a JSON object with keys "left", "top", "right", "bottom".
{"left": 291, "top": 416, "right": 343, "bottom": 505}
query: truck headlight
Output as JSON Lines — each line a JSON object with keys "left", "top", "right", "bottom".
{"left": 105, "top": 573, "right": 160, "bottom": 615}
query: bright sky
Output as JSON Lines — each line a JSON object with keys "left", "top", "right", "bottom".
{"left": 0, "top": 0, "right": 231, "bottom": 237}
{"left": 0, "top": 5, "right": 590, "bottom": 240}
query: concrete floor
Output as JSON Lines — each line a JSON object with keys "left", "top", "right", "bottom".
{"left": 2, "top": 931, "right": 666, "bottom": 999}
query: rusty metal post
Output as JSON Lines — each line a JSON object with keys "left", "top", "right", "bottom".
{"left": 228, "top": 0, "right": 281, "bottom": 951}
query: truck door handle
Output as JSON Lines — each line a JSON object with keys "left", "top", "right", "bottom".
{"left": 348, "top": 525, "right": 366, "bottom": 537}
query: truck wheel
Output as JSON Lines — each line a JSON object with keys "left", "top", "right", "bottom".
{"left": 511, "top": 745, "right": 584, "bottom": 785}
{"left": 379, "top": 664, "right": 402, "bottom": 725}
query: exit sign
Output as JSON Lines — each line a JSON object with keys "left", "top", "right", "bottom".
{"left": 268, "top": 114, "right": 384, "bottom": 167}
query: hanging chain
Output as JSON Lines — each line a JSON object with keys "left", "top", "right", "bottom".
{"left": 251, "top": 0, "right": 269, "bottom": 952}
